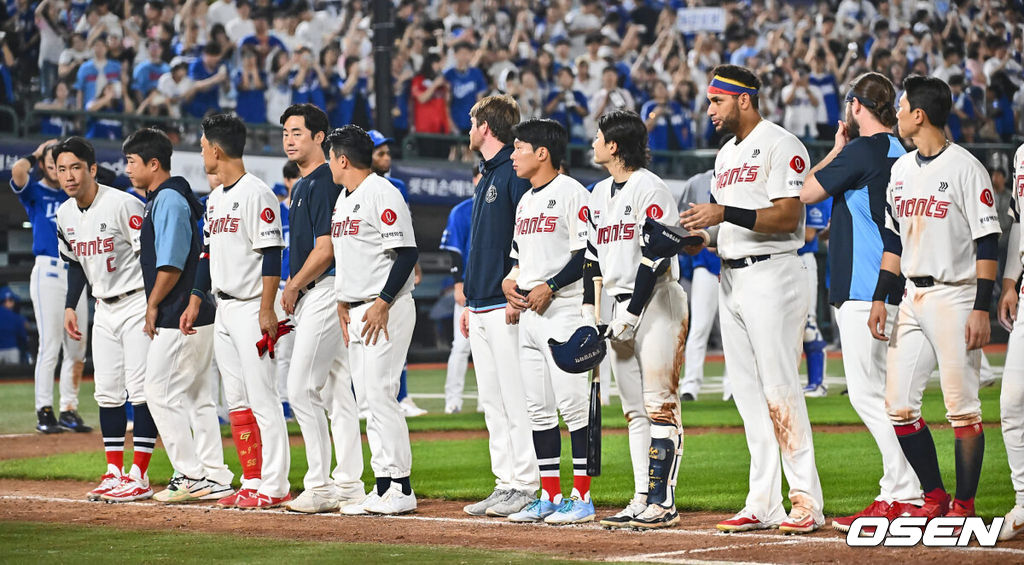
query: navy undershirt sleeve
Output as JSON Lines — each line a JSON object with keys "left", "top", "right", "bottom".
{"left": 262, "top": 247, "right": 282, "bottom": 277}
{"left": 380, "top": 247, "right": 418, "bottom": 303}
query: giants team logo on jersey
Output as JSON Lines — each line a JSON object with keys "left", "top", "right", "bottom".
{"left": 597, "top": 222, "right": 636, "bottom": 244}
{"left": 516, "top": 213, "right": 558, "bottom": 235}
{"left": 790, "top": 155, "right": 806, "bottom": 173}
{"left": 209, "top": 216, "right": 241, "bottom": 234}
{"left": 980, "top": 189, "right": 995, "bottom": 207}
{"left": 260, "top": 208, "right": 276, "bottom": 223}
{"left": 716, "top": 164, "right": 760, "bottom": 189}
{"left": 73, "top": 237, "right": 115, "bottom": 257}
{"left": 332, "top": 218, "right": 361, "bottom": 236}
{"left": 128, "top": 215, "right": 143, "bottom": 230}
{"left": 645, "top": 204, "right": 664, "bottom": 220}
{"left": 381, "top": 209, "right": 397, "bottom": 225}
{"left": 893, "top": 195, "right": 950, "bottom": 219}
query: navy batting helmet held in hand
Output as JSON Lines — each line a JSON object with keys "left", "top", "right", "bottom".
{"left": 642, "top": 217, "right": 705, "bottom": 258}
{"left": 548, "top": 326, "right": 607, "bottom": 374}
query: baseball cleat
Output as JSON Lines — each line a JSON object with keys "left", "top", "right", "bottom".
{"left": 628, "top": 504, "right": 679, "bottom": 529}
{"left": 902, "top": 491, "right": 950, "bottom": 520}
{"left": 486, "top": 489, "right": 534, "bottom": 517}
{"left": 236, "top": 492, "right": 292, "bottom": 510}
{"left": 600, "top": 494, "right": 648, "bottom": 528}
{"left": 508, "top": 498, "right": 558, "bottom": 523}
{"left": 155, "top": 474, "right": 214, "bottom": 504}
{"left": 196, "top": 481, "right": 234, "bottom": 501}
{"left": 87, "top": 471, "right": 124, "bottom": 501}
{"left": 36, "top": 407, "right": 65, "bottom": 434}
{"left": 286, "top": 489, "right": 341, "bottom": 513}
{"left": 101, "top": 475, "right": 153, "bottom": 502}
{"left": 282, "top": 401, "right": 295, "bottom": 422}
{"left": 717, "top": 509, "right": 780, "bottom": 532}
{"left": 464, "top": 488, "right": 510, "bottom": 516}
{"left": 365, "top": 484, "right": 417, "bottom": 515}
{"left": 544, "top": 497, "right": 596, "bottom": 525}
{"left": 680, "top": 393, "right": 696, "bottom": 402}
{"left": 832, "top": 500, "right": 893, "bottom": 532}
{"left": 58, "top": 410, "right": 93, "bottom": 433}
{"left": 803, "top": 384, "right": 827, "bottom": 398}
{"left": 400, "top": 397, "right": 427, "bottom": 417}
{"left": 216, "top": 488, "right": 257, "bottom": 508}
{"left": 341, "top": 491, "right": 381, "bottom": 515}
{"left": 444, "top": 406, "right": 461, "bottom": 415}
{"left": 999, "top": 505, "right": 1024, "bottom": 541}
{"left": 779, "top": 506, "right": 823, "bottom": 534}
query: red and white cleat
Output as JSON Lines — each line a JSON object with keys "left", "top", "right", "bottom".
{"left": 216, "top": 488, "right": 257, "bottom": 508}
{"left": 100, "top": 475, "right": 153, "bottom": 502}
{"left": 717, "top": 509, "right": 781, "bottom": 532}
{"left": 236, "top": 492, "right": 292, "bottom": 510}
{"left": 86, "top": 471, "right": 124, "bottom": 501}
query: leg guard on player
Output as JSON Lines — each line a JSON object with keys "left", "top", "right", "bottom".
{"left": 630, "top": 423, "right": 682, "bottom": 529}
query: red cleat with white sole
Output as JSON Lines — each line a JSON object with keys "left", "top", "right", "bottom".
{"left": 236, "top": 492, "right": 292, "bottom": 510}
{"left": 717, "top": 509, "right": 780, "bottom": 532}
{"left": 100, "top": 475, "right": 153, "bottom": 502}
{"left": 216, "top": 488, "right": 257, "bottom": 508}
{"left": 87, "top": 472, "right": 123, "bottom": 501}
{"left": 779, "top": 506, "right": 824, "bottom": 534}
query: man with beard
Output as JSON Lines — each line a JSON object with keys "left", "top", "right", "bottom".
{"left": 799, "top": 72, "right": 923, "bottom": 530}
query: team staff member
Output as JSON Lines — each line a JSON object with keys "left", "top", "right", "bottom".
{"left": 504, "top": 119, "right": 594, "bottom": 525}
{"left": 55, "top": 137, "right": 158, "bottom": 502}
{"left": 998, "top": 141, "right": 1024, "bottom": 541}
{"left": 459, "top": 95, "right": 539, "bottom": 518}
{"left": 328, "top": 126, "right": 418, "bottom": 515}
{"left": 10, "top": 140, "right": 90, "bottom": 434}
{"left": 278, "top": 104, "right": 364, "bottom": 514}
{"left": 682, "top": 65, "right": 824, "bottom": 534}
{"left": 122, "top": 128, "right": 234, "bottom": 504}
{"left": 799, "top": 72, "right": 922, "bottom": 530}
{"left": 585, "top": 111, "right": 689, "bottom": 529}
{"left": 869, "top": 75, "right": 1001, "bottom": 521}
{"left": 182, "top": 114, "right": 290, "bottom": 510}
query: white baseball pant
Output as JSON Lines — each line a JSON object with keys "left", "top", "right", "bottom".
{"left": 191, "top": 343, "right": 233, "bottom": 486}
{"left": 518, "top": 295, "right": 589, "bottom": 432}
{"left": 468, "top": 306, "right": 539, "bottom": 492}
{"left": 885, "top": 282, "right": 982, "bottom": 427}
{"left": 92, "top": 291, "right": 149, "bottom": 408}
{"left": 288, "top": 281, "right": 363, "bottom": 495}
{"left": 347, "top": 293, "right": 415, "bottom": 479}
{"left": 801, "top": 252, "right": 821, "bottom": 333}
{"left": 719, "top": 253, "right": 823, "bottom": 519}
{"left": 274, "top": 285, "right": 294, "bottom": 404}
{"left": 680, "top": 266, "right": 720, "bottom": 399}
{"left": 1000, "top": 286, "right": 1024, "bottom": 506}
{"left": 834, "top": 300, "right": 922, "bottom": 504}
{"left": 215, "top": 297, "right": 291, "bottom": 498}
{"left": 32, "top": 256, "right": 87, "bottom": 410}
{"left": 445, "top": 302, "right": 471, "bottom": 413}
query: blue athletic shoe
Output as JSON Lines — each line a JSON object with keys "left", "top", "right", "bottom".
{"left": 508, "top": 498, "right": 558, "bottom": 523}
{"left": 544, "top": 496, "right": 596, "bottom": 525}
{"left": 282, "top": 401, "right": 295, "bottom": 422}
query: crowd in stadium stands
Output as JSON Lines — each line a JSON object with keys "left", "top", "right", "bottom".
{"left": 0, "top": 0, "right": 1022, "bottom": 152}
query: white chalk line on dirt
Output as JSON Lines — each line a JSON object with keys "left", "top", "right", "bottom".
{"left": 3, "top": 493, "right": 1024, "bottom": 561}
{"left": 0, "top": 434, "right": 36, "bottom": 439}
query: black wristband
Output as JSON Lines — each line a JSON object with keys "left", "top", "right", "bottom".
{"left": 873, "top": 270, "right": 899, "bottom": 302}
{"left": 974, "top": 278, "right": 995, "bottom": 311}
{"left": 723, "top": 206, "right": 757, "bottom": 230}
{"left": 24, "top": 154, "right": 38, "bottom": 168}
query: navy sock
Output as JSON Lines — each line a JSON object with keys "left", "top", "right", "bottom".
{"left": 394, "top": 476, "right": 412, "bottom": 495}
{"left": 954, "top": 423, "right": 985, "bottom": 502}
{"left": 895, "top": 419, "right": 944, "bottom": 494}
{"left": 376, "top": 477, "right": 392, "bottom": 496}
{"left": 99, "top": 406, "right": 127, "bottom": 469}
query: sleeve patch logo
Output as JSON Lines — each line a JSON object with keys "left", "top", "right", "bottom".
{"left": 645, "top": 204, "right": 664, "bottom": 220}
{"left": 790, "top": 155, "right": 806, "bottom": 173}
{"left": 578, "top": 206, "right": 590, "bottom": 223}
{"left": 128, "top": 215, "right": 143, "bottom": 230}
{"left": 980, "top": 188, "right": 995, "bottom": 207}
{"left": 260, "top": 207, "right": 276, "bottom": 223}
{"left": 381, "top": 208, "right": 398, "bottom": 225}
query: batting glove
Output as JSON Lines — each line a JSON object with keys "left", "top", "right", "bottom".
{"left": 256, "top": 319, "right": 296, "bottom": 358}
{"left": 581, "top": 304, "right": 597, "bottom": 328}
{"left": 604, "top": 311, "right": 639, "bottom": 343}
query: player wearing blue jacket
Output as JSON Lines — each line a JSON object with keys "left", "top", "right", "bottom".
{"left": 799, "top": 198, "right": 832, "bottom": 396}
{"left": 440, "top": 194, "right": 473, "bottom": 414}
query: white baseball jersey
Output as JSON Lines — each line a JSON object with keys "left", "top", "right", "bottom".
{"left": 1011, "top": 144, "right": 1023, "bottom": 268}
{"left": 884, "top": 143, "right": 1001, "bottom": 283}
{"left": 710, "top": 119, "right": 808, "bottom": 260}
{"left": 586, "top": 167, "right": 680, "bottom": 297}
{"left": 204, "top": 173, "right": 285, "bottom": 299}
{"left": 56, "top": 183, "right": 145, "bottom": 298}
{"left": 511, "top": 174, "right": 590, "bottom": 297}
{"left": 331, "top": 173, "right": 416, "bottom": 303}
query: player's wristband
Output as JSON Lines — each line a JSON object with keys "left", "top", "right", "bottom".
{"left": 723, "top": 206, "right": 757, "bottom": 230}
{"left": 974, "top": 278, "right": 995, "bottom": 311}
{"left": 872, "top": 270, "right": 899, "bottom": 302}
{"left": 23, "top": 154, "right": 37, "bottom": 168}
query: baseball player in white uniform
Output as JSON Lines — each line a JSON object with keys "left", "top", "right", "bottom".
{"left": 501, "top": 119, "right": 594, "bottom": 524}
{"left": 869, "top": 76, "right": 1001, "bottom": 521}
{"left": 681, "top": 65, "right": 824, "bottom": 534}
{"left": 182, "top": 114, "right": 291, "bottom": 509}
{"left": 10, "top": 141, "right": 90, "bottom": 434}
{"left": 327, "top": 125, "right": 418, "bottom": 516}
{"left": 998, "top": 141, "right": 1024, "bottom": 541}
{"left": 278, "top": 104, "right": 364, "bottom": 514}
{"left": 54, "top": 137, "right": 158, "bottom": 503}
{"left": 586, "top": 110, "right": 689, "bottom": 529}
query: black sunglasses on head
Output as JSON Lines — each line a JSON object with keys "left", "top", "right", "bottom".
{"left": 845, "top": 91, "right": 877, "bottom": 108}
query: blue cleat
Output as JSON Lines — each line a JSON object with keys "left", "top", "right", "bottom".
{"left": 282, "top": 401, "right": 295, "bottom": 422}
{"left": 508, "top": 498, "right": 558, "bottom": 523}
{"left": 544, "top": 496, "right": 596, "bottom": 525}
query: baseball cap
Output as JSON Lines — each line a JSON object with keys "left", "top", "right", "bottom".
{"left": 0, "top": 287, "right": 17, "bottom": 302}
{"left": 271, "top": 183, "right": 288, "bottom": 197}
{"left": 367, "top": 130, "right": 393, "bottom": 148}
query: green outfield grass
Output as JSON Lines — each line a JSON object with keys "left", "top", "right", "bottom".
{"left": 0, "top": 522, "right": 617, "bottom": 564}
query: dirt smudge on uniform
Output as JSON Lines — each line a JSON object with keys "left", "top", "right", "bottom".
{"left": 671, "top": 317, "right": 688, "bottom": 395}
{"left": 648, "top": 402, "right": 680, "bottom": 428}
{"left": 767, "top": 400, "right": 797, "bottom": 454}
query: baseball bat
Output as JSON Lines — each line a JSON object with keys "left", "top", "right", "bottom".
{"left": 587, "top": 277, "right": 603, "bottom": 477}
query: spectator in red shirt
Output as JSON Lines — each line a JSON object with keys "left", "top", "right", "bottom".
{"left": 411, "top": 53, "right": 451, "bottom": 158}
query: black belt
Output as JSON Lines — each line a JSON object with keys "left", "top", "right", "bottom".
{"left": 216, "top": 291, "right": 240, "bottom": 301}
{"left": 100, "top": 288, "right": 141, "bottom": 304}
{"left": 347, "top": 299, "right": 371, "bottom": 308}
{"left": 613, "top": 293, "right": 632, "bottom": 303}
{"left": 910, "top": 276, "right": 935, "bottom": 287}
{"left": 724, "top": 254, "right": 772, "bottom": 269}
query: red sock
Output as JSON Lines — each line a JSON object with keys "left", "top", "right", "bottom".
{"left": 541, "top": 475, "right": 561, "bottom": 503}
{"left": 105, "top": 446, "right": 124, "bottom": 471}
{"left": 573, "top": 473, "right": 591, "bottom": 502}
{"left": 229, "top": 409, "right": 262, "bottom": 480}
